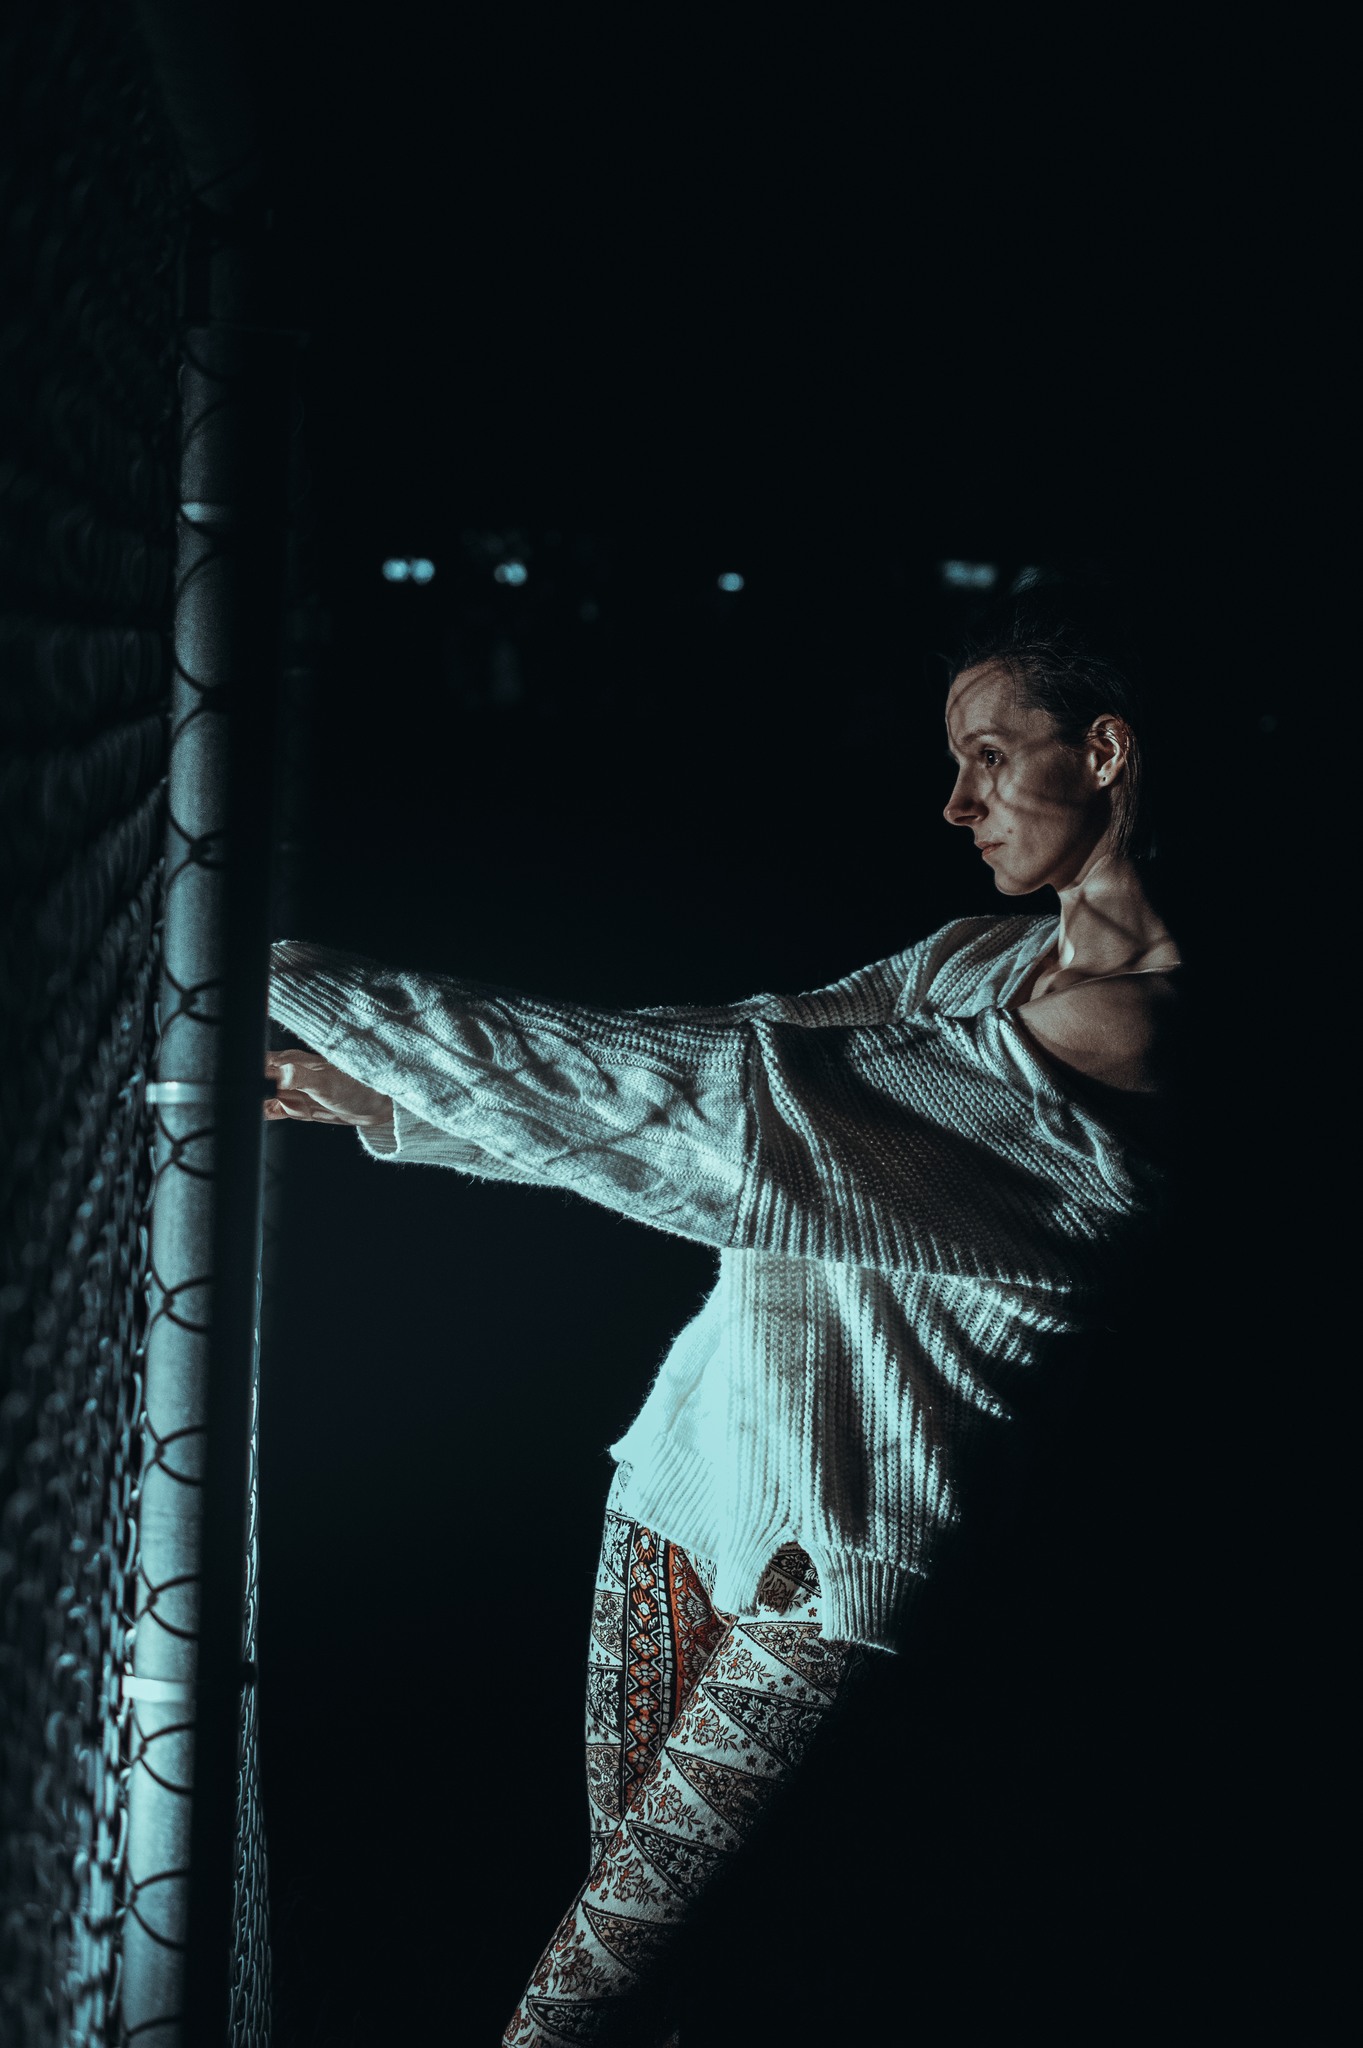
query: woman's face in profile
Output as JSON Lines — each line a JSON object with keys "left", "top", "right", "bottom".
{"left": 943, "top": 661, "right": 1110, "bottom": 896}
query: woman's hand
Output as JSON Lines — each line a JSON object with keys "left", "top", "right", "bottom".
{"left": 263, "top": 1048, "right": 392, "bottom": 1128}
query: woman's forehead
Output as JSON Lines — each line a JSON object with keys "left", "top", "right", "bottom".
{"left": 945, "top": 661, "right": 1014, "bottom": 724}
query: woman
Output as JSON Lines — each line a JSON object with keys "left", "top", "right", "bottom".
{"left": 265, "top": 578, "right": 1183, "bottom": 2045}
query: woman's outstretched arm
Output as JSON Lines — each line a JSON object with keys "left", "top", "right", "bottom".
{"left": 266, "top": 935, "right": 1140, "bottom": 1284}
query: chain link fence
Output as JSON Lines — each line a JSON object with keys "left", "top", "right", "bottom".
{"left": 1, "top": 6, "right": 277, "bottom": 2041}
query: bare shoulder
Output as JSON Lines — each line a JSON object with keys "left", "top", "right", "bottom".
{"left": 1013, "top": 970, "right": 1183, "bottom": 1095}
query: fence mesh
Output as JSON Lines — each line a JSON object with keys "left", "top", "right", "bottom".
{"left": 1, "top": 6, "right": 271, "bottom": 2041}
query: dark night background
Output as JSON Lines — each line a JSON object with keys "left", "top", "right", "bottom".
{"left": 223, "top": 11, "right": 1309, "bottom": 2042}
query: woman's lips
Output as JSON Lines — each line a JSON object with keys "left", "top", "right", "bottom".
{"left": 977, "top": 841, "right": 1002, "bottom": 855}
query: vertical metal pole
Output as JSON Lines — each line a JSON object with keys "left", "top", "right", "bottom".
{"left": 121, "top": 309, "right": 293, "bottom": 2041}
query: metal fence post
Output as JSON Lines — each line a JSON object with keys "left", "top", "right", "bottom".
{"left": 119, "top": 219, "right": 294, "bottom": 2048}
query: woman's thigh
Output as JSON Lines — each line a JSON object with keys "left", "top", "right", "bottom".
{"left": 584, "top": 1464, "right": 732, "bottom": 1872}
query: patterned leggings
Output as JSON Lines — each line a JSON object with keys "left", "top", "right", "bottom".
{"left": 500, "top": 1467, "right": 866, "bottom": 2046}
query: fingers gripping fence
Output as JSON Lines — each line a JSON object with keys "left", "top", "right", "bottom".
{"left": 3, "top": 5, "right": 292, "bottom": 2041}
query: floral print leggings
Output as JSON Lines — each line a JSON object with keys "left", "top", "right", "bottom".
{"left": 500, "top": 1466, "right": 866, "bottom": 2046}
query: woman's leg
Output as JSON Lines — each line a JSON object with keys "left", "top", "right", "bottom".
{"left": 583, "top": 1464, "right": 733, "bottom": 1879}
{"left": 501, "top": 1482, "right": 865, "bottom": 2047}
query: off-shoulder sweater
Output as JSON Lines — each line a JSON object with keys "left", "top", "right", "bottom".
{"left": 266, "top": 913, "right": 1161, "bottom": 1651}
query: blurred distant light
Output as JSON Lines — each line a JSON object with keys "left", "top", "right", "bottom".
{"left": 939, "top": 560, "right": 997, "bottom": 590}
{"left": 717, "top": 571, "right": 744, "bottom": 592}
{"left": 410, "top": 558, "right": 435, "bottom": 583}
{"left": 382, "top": 558, "right": 411, "bottom": 581}
{"left": 494, "top": 559, "right": 528, "bottom": 586}
{"left": 382, "top": 556, "right": 436, "bottom": 583}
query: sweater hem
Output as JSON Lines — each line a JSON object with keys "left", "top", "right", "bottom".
{"left": 604, "top": 1438, "right": 794, "bottom": 1617}
{"left": 810, "top": 1547, "right": 929, "bottom": 1653}
{"left": 604, "top": 1443, "right": 926, "bottom": 1653}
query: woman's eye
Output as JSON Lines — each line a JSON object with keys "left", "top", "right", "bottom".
{"left": 980, "top": 747, "right": 1001, "bottom": 767}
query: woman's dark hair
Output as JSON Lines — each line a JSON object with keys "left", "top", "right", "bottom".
{"left": 949, "top": 570, "right": 1163, "bottom": 868}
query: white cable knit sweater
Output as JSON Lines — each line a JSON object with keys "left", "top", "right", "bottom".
{"left": 267, "top": 912, "right": 1160, "bottom": 1651}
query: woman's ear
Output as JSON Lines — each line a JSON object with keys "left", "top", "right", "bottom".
{"left": 1088, "top": 715, "right": 1130, "bottom": 787}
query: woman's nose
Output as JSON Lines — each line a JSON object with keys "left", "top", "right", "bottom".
{"left": 943, "top": 780, "right": 984, "bottom": 827}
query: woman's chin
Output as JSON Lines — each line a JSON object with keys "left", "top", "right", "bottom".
{"left": 992, "top": 866, "right": 1056, "bottom": 900}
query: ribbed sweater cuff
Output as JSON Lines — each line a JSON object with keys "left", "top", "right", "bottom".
{"left": 355, "top": 1102, "right": 400, "bottom": 1157}
{"left": 268, "top": 943, "right": 357, "bottom": 1050}
{"left": 356, "top": 1100, "right": 478, "bottom": 1166}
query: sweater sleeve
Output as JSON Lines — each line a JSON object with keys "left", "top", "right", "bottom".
{"left": 267, "top": 941, "right": 751, "bottom": 1240}
{"left": 267, "top": 940, "right": 1139, "bottom": 1278}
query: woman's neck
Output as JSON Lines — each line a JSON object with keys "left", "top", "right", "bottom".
{"left": 1051, "top": 850, "right": 1181, "bottom": 980}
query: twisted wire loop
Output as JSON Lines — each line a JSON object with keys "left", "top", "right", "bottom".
{"left": 1, "top": 7, "right": 187, "bottom": 2044}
